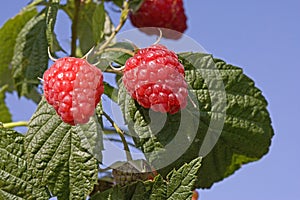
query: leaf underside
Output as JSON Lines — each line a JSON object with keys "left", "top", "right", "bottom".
{"left": 0, "top": 7, "right": 38, "bottom": 91}
{"left": 11, "top": 12, "right": 48, "bottom": 99}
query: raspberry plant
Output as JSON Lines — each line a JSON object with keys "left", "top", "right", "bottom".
{"left": 0, "top": 0, "right": 274, "bottom": 200}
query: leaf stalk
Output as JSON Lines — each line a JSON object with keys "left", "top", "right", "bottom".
{"left": 101, "top": 111, "right": 133, "bottom": 161}
{"left": 71, "top": 0, "right": 81, "bottom": 56}
{"left": 2, "top": 121, "right": 28, "bottom": 128}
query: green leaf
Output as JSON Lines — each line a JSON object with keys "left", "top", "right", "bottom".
{"left": 28, "top": 0, "right": 48, "bottom": 7}
{"left": 99, "top": 42, "right": 135, "bottom": 65}
{"left": 118, "top": 81, "right": 199, "bottom": 168}
{"left": 178, "top": 53, "right": 274, "bottom": 188}
{"left": 87, "top": 41, "right": 134, "bottom": 72}
{"left": 0, "top": 128, "right": 50, "bottom": 199}
{"left": 63, "top": 1, "right": 114, "bottom": 55}
{"left": 11, "top": 12, "right": 48, "bottom": 98}
{"left": 46, "top": 0, "right": 63, "bottom": 53}
{"left": 92, "top": 3, "right": 105, "bottom": 45}
{"left": 165, "top": 157, "right": 201, "bottom": 199}
{"left": 25, "top": 98, "right": 103, "bottom": 199}
{"left": 129, "top": 0, "right": 145, "bottom": 13}
{"left": 76, "top": 1, "right": 97, "bottom": 54}
{"left": 92, "top": 181, "right": 152, "bottom": 200}
{"left": 0, "top": 86, "right": 12, "bottom": 123}
{"left": 0, "top": 7, "right": 37, "bottom": 91}
{"left": 111, "top": 0, "right": 124, "bottom": 8}
{"left": 149, "top": 175, "right": 166, "bottom": 200}
{"left": 118, "top": 52, "right": 274, "bottom": 189}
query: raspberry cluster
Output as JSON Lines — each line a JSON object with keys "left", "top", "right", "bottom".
{"left": 123, "top": 44, "right": 188, "bottom": 114}
{"left": 43, "top": 57, "right": 104, "bottom": 125}
{"left": 43, "top": 45, "right": 187, "bottom": 125}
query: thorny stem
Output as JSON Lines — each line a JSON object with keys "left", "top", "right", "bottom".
{"left": 71, "top": 0, "right": 81, "bottom": 57}
{"left": 2, "top": 121, "right": 28, "bottom": 129}
{"left": 95, "top": 0, "right": 130, "bottom": 54}
{"left": 101, "top": 111, "right": 133, "bottom": 161}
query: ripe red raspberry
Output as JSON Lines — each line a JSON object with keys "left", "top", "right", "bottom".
{"left": 43, "top": 57, "right": 104, "bottom": 125}
{"left": 129, "top": 0, "right": 187, "bottom": 39}
{"left": 123, "top": 44, "right": 188, "bottom": 114}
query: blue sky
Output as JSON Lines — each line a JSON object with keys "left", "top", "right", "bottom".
{"left": 1, "top": 0, "right": 300, "bottom": 200}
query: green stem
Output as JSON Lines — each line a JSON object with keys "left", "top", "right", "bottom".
{"left": 3, "top": 121, "right": 28, "bottom": 129}
{"left": 101, "top": 111, "right": 133, "bottom": 161}
{"left": 104, "top": 68, "right": 124, "bottom": 75}
{"left": 0, "top": 84, "right": 8, "bottom": 93}
{"left": 71, "top": 0, "right": 81, "bottom": 57}
{"left": 96, "top": 0, "right": 130, "bottom": 54}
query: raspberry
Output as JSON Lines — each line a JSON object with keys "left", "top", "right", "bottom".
{"left": 123, "top": 44, "right": 188, "bottom": 114}
{"left": 192, "top": 190, "right": 199, "bottom": 200}
{"left": 129, "top": 0, "right": 187, "bottom": 39}
{"left": 43, "top": 57, "right": 104, "bottom": 125}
